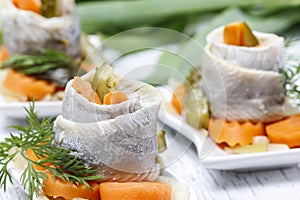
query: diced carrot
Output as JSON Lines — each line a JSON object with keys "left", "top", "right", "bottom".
{"left": 223, "top": 21, "right": 259, "bottom": 47}
{"left": 0, "top": 45, "right": 9, "bottom": 62}
{"left": 72, "top": 76, "right": 102, "bottom": 104}
{"left": 103, "top": 91, "right": 128, "bottom": 105}
{"left": 26, "top": 148, "right": 52, "bottom": 171}
{"left": 99, "top": 182, "right": 171, "bottom": 200}
{"left": 223, "top": 22, "right": 241, "bottom": 46}
{"left": 3, "top": 70, "right": 56, "bottom": 101}
{"left": 171, "top": 84, "right": 186, "bottom": 115}
{"left": 42, "top": 171, "right": 99, "bottom": 200}
{"left": 266, "top": 114, "right": 300, "bottom": 148}
{"left": 13, "top": 0, "right": 41, "bottom": 14}
{"left": 209, "top": 118, "right": 265, "bottom": 147}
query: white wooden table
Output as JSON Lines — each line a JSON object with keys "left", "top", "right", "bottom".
{"left": 1, "top": 115, "right": 300, "bottom": 200}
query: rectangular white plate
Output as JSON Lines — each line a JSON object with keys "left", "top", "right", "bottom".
{"left": 157, "top": 86, "right": 300, "bottom": 171}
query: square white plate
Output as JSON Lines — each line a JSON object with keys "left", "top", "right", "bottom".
{"left": 157, "top": 86, "right": 300, "bottom": 171}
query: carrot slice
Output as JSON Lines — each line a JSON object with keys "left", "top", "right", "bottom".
{"left": 42, "top": 171, "right": 99, "bottom": 200}
{"left": 266, "top": 114, "right": 300, "bottom": 148}
{"left": 3, "top": 70, "right": 56, "bottom": 101}
{"left": 13, "top": 0, "right": 41, "bottom": 14}
{"left": 209, "top": 118, "right": 265, "bottom": 147}
{"left": 26, "top": 148, "right": 52, "bottom": 171}
{"left": 103, "top": 91, "right": 128, "bottom": 105}
{"left": 171, "top": 84, "right": 186, "bottom": 115}
{"left": 100, "top": 182, "right": 171, "bottom": 200}
{"left": 0, "top": 45, "right": 9, "bottom": 62}
{"left": 72, "top": 76, "right": 102, "bottom": 104}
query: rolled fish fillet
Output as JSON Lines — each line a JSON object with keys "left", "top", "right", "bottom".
{"left": 202, "top": 26, "right": 285, "bottom": 123}
{"left": 1, "top": 0, "right": 81, "bottom": 58}
{"left": 206, "top": 27, "right": 284, "bottom": 71}
{"left": 53, "top": 66, "right": 163, "bottom": 182}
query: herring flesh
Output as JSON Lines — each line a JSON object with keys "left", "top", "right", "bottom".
{"left": 1, "top": 0, "right": 81, "bottom": 58}
{"left": 202, "top": 26, "right": 285, "bottom": 122}
{"left": 53, "top": 67, "right": 163, "bottom": 182}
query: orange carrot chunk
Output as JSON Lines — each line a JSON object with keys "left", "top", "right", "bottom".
{"left": 13, "top": 0, "right": 41, "bottom": 14}
{"left": 26, "top": 148, "right": 52, "bottom": 171}
{"left": 103, "top": 91, "right": 128, "bottom": 105}
{"left": 100, "top": 182, "right": 171, "bottom": 200}
{"left": 42, "top": 171, "right": 99, "bottom": 200}
{"left": 266, "top": 114, "right": 300, "bottom": 148}
{"left": 3, "top": 69, "right": 56, "bottom": 101}
{"left": 171, "top": 84, "right": 186, "bottom": 115}
{"left": 209, "top": 118, "right": 265, "bottom": 147}
{"left": 223, "top": 21, "right": 259, "bottom": 47}
{"left": 72, "top": 76, "right": 102, "bottom": 104}
{"left": 224, "top": 22, "right": 241, "bottom": 46}
{"left": 0, "top": 45, "right": 9, "bottom": 62}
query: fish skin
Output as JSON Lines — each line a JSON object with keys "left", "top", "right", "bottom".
{"left": 203, "top": 48, "right": 285, "bottom": 122}
{"left": 54, "top": 68, "right": 163, "bottom": 182}
{"left": 1, "top": 0, "right": 81, "bottom": 58}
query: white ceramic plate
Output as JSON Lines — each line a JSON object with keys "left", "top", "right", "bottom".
{"left": 0, "top": 70, "right": 62, "bottom": 118}
{"left": 157, "top": 86, "right": 300, "bottom": 171}
{"left": 0, "top": 100, "right": 62, "bottom": 118}
{"left": 7, "top": 161, "right": 197, "bottom": 200}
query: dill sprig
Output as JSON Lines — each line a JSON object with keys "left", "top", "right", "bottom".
{"left": 281, "top": 57, "right": 300, "bottom": 107}
{"left": 0, "top": 102, "right": 102, "bottom": 199}
{"left": 0, "top": 49, "right": 78, "bottom": 87}
{"left": 284, "top": 37, "right": 300, "bottom": 48}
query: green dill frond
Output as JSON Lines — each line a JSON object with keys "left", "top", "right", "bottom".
{"left": 0, "top": 102, "right": 103, "bottom": 199}
{"left": 281, "top": 56, "right": 300, "bottom": 107}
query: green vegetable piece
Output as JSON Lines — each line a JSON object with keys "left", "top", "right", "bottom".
{"left": 184, "top": 67, "right": 209, "bottom": 129}
{"left": 92, "top": 63, "right": 119, "bottom": 101}
{"left": 241, "top": 22, "right": 259, "bottom": 46}
{"left": 157, "top": 130, "right": 167, "bottom": 153}
{"left": 41, "top": 0, "right": 60, "bottom": 18}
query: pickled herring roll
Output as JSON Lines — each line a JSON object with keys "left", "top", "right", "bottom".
{"left": 53, "top": 64, "right": 163, "bottom": 182}
{"left": 1, "top": 0, "right": 81, "bottom": 58}
{"left": 206, "top": 26, "right": 284, "bottom": 71}
{"left": 202, "top": 22, "right": 286, "bottom": 123}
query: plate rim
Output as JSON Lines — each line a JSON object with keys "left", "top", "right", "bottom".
{"left": 0, "top": 98, "right": 62, "bottom": 118}
{"left": 0, "top": 100, "right": 62, "bottom": 107}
